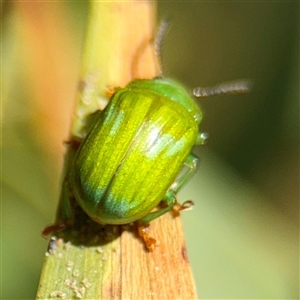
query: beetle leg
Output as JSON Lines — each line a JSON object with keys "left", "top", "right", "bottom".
{"left": 140, "top": 153, "right": 199, "bottom": 224}
{"left": 173, "top": 200, "right": 194, "bottom": 214}
{"left": 168, "top": 153, "right": 199, "bottom": 213}
{"left": 195, "top": 132, "right": 209, "bottom": 145}
{"left": 170, "top": 153, "right": 199, "bottom": 194}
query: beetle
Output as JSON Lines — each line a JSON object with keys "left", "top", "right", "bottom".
{"left": 70, "top": 77, "right": 207, "bottom": 227}
{"left": 41, "top": 16, "right": 251, "bottom": 249}
{"left": 68, "top": 76, "right": 250, "bottom": 248}
{"left": 43, "top": 75, "right": 250, "bottom": 250}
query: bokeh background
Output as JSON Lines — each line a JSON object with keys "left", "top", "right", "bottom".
{"left": 2, "top": 1, "right": 299, "bottom": 299}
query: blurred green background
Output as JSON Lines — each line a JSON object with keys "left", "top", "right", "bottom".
{"left": 2, "top": 1, "right": 299, "bottom": 299}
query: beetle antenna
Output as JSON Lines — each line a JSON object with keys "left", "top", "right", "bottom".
{"left": 193, "top": 79, "right": 253, "bottom": 98}
{"left": 154, "top": 19, "right": 170, "bottom": 77}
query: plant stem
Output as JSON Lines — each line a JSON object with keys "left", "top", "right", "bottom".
{"left": 36, "top": 2, "right": 198, "bottom": 299}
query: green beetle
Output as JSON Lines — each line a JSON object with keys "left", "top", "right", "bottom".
{"left": 42, "top": 76, "right": 249, "bottom": 249}
{"left": 70, "top": 77, "right": 208, "bottom": 226}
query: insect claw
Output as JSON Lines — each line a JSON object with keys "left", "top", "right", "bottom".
{"left": 173, "top": 200, "right": 194, "bottom": 215}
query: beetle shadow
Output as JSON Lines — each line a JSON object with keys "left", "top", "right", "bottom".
{"left": 45, "top": 203, "right": 140, "bottom": 251}
{"left": 45, "top": 201, "right": 183, "bottom": 253}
